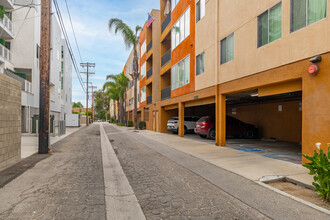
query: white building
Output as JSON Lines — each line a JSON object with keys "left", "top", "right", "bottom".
{"left": 3, "top": 0, "right": 73, "bottom": 133}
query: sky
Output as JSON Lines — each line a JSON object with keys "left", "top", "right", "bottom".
{"left": 57, "top": 0, "right": 160, "bottom": 107}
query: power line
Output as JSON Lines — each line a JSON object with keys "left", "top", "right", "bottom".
{"left": 64, "top": 0, "right": 83, "bottom": 63}
{"left": 52, "top": 0, "right": 86, "bottom": 93}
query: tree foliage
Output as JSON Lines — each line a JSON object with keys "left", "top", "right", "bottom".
{"left": 72, "top": 102, "right": 83, "bottom": 108}
{"left": 109, "top": 18, "right": 141, "bottom": 129}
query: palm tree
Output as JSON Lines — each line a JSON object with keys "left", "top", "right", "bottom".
{"left": 109, "top": 18, "right": 141, "bottom": 129}
{"left": 103, "top": 73, "right": 129, "bottom": 123}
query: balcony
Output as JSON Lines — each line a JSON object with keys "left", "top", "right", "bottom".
{"left": 161, "top": 11, "right": 171, "bottom": 33}
{"left": 161, "top": 86, "right": 171, "bottom": 100}
{"left": 4, "top": 69, "right": 32, "bottom": 93}
{"left": 161, "top": 49, "right": 171, "bottom": 67}
{"left": 0, "top": 14, "right": 14, "bottom": 38}
{"left": 147, "top": 67, "right": 152, "bottom": 79}
{"left": 147, "top": 95, "right": 152, "bottom": 105}
{"left": 147, "top": 40, "right": 152, "bottom": 54}
{"left": 0, "top": 44, "right": 12, "bottom": 63}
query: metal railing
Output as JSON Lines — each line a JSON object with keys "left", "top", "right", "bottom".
{"left": 147, "top": 40, "right": 152, "bottom": 53}
{"left": 0, "top": 44, "right": 12, "bottom": 62}
{"left": 0, "top": 14, "right": 13, "bottom": 34}
{"left": 4, "top": 69, "right": 32, "bottom": 93}
{"left": 161, "top": 11, "right": 171, "bottom": 33}
{"left": 147, "top": 67, "right": 152, "bottom": 79}
{"left": 147, "top": 95, "right": 152, "bottom": 105}
{"left": 161, "top": 86, "right": 171, "bottom": 100}
{"left": 161, "top": 49, "right": 171, "bottom": 67}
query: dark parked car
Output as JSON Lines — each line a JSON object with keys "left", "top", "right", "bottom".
{"left": 167, "top": 116, "right": 200, "bottom": 134}
{"left": 194, "top": 116, "right": 257, "bottom": 139}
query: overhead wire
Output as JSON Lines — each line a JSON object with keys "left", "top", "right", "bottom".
{"left": 64, "top": 0, "right": 83, "bottom": 63}
{"left": 52, "top": 0, "right": 86, "bottom": 93}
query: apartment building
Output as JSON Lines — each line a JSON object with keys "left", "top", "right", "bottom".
{"left": 3, "top": 0, "right": 73, "bottom": 133}
{"left": 125, "top": 46, "right": 140, "bottom": 122}
{"left": 123, "top": 0, "right": 329, "bottom": 160}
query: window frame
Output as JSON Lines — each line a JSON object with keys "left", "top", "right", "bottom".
{"left": 257, "top": 2, "right": 282, "bottom": 48}
{"left": 290, "top": 0, "right": 328, "bottom": 33}
{"left": 196, "top": 0, "right": 205, "bottom": 23}
{"left": 220, "top": 33, "right": 234, "bottom": 65}
{"left": 171, "top": 55, "right": 190, "bottom": 90}
{"left": 171, "top": 6, "right": 191, "bottom": 51}
{"left": 196, "top": 52, "right": 205, "bottom": 76}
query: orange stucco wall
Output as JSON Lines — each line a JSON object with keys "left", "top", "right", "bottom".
{"left": 171, "top": 0, "right": 195, "bottom": 98}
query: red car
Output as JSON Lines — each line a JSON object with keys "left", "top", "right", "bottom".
{"left": 194, "top": 116, "right": 257, "bottom": 139}
{"left": 194, "top": 116, "right": 216, "bottom": 139}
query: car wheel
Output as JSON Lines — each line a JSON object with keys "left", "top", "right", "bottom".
{"left": 245, "top": 129, "right": 255, "bottom": 139}
{"left": 199, "top": 134, "right": 207, "bottom": 138}
{"left": 184, "top": 126, "right": 187, "bottom": 134}
{"left": 208, "top": 128, "right": 215, "bottom": 140}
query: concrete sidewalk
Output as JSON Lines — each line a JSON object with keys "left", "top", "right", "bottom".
{"left": 112, "top": 124, "right": 313, "bottom": 187}
{"left": 21, "top": 125, "right": 85, "bottom": 159}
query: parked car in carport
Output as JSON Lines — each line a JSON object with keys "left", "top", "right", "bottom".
{"left": 167, "top": 116, "right": 200, "bottom": 134}
{"left": 194, "top": 116, "right": 257, "bottom": 139}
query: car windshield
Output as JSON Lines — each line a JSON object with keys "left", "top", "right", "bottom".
{"left": 198, "top": 117, "right": 209, "bottom": 122}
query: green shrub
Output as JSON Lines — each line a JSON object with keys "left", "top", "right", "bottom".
{"left": 302, "top": 143, "right": 330, "bottom": 202}
{"left": 137, "top": 121, "right": 146, "bottom": 130}
{"left": 116, "top": 122, "right": 124, "bottom": 126}
{"left": 109, "top": 117, "right": 115, "bottom": 123}
{"left": 126, "top": 120, "right": 133, "bottom": 127}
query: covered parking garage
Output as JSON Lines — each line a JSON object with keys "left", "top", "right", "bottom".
{"left": 225, "top": 90, "right": 302, "bottom": 163}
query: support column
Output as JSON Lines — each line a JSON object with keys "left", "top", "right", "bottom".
{"left": 178, "top": 102, "right": 185, "bottom": 137}
{"left": 216, "top": 85, "right": 226, "bottom": 146}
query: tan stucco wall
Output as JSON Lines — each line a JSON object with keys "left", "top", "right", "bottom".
{"left": 125, "top": 45, "right": 140, "bottom": 112}
{"left": 195, "top": 0, "right": 218, "bottom": 91}
{"left": 218, "top": 0, "right": 330, "bottom": 83}
{"left": 151, "top": 9, "right": 161, "bottom": 103}
{"left": 0, "top": 74, "right": 21, "bottom": 170}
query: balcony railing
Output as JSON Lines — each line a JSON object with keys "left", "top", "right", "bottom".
{"left": 147, "top": 67, "right": 152, "bottom": 79}
{"left": 161, "top": 86, "right": 171, "bottom": 100}
{"left": 161, "top": 11, "right": 171, "bottom": 33}
{"left": 161, "top": 49, "right": 171, "bottom": 67}
{"left": 0, "top": 44, "right": 12, "bottom": 62}
{"left": 147, "top": 40, "right": 152, "bottom": 53}
{"left": 0, "top": 14, "right": 13, "bottom": 35}
{"left": 147, "top": 95, "right": 152, "bottom": 105}
{"left": 4, "top": 70, "right": 32, "bottom": 93}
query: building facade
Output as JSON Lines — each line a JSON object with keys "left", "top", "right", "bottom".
{"left": 122, "top": 0, "right": 329, "bottom": 161}
{"left": 4, "top": 0, "right": 73, "bottom": 133}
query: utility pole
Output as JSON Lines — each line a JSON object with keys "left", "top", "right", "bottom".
{"left": 89, "top": 84, "right": 97, "bottom": 123}
{"left": 39, "top": 0, "right": 51, "bottom": 154}
{"left": 81, "top": 62, "right": 95, "bottom": 126}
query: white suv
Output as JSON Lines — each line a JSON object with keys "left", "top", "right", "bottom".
{"left": 167, "top": 116, "right": 200, "bottom": 134}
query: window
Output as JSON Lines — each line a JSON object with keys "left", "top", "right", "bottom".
{"left": 141, "top": 40, "right": 146, "bottom": 57}
{"left": 172, "top": 0, "right": 180, "bottom": 11}
{"left": 141, "top": 62, "right": 146, "bottom": 79}
{"left": 171, "top": 55, "right": 190, "bottom": 90}
{"left": 196, "top": 52, "right": 205, "bottom": 76}
{"left": 220, "top": 33, "right": 234, "bottom": 64}
{"left": 196, "top": 0, "right": 205, "bottom": 22}
{"left": 171, "top": 7, "right": 190, "bottom": 51}
{"left": 258, "top": 2, "right": 282, "bottom": 47}
{"left": 291, "top": 0, "right": 327, "bottom": 32}
{"left": 141, "top": 87, "right": 146, "bottom": 102}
